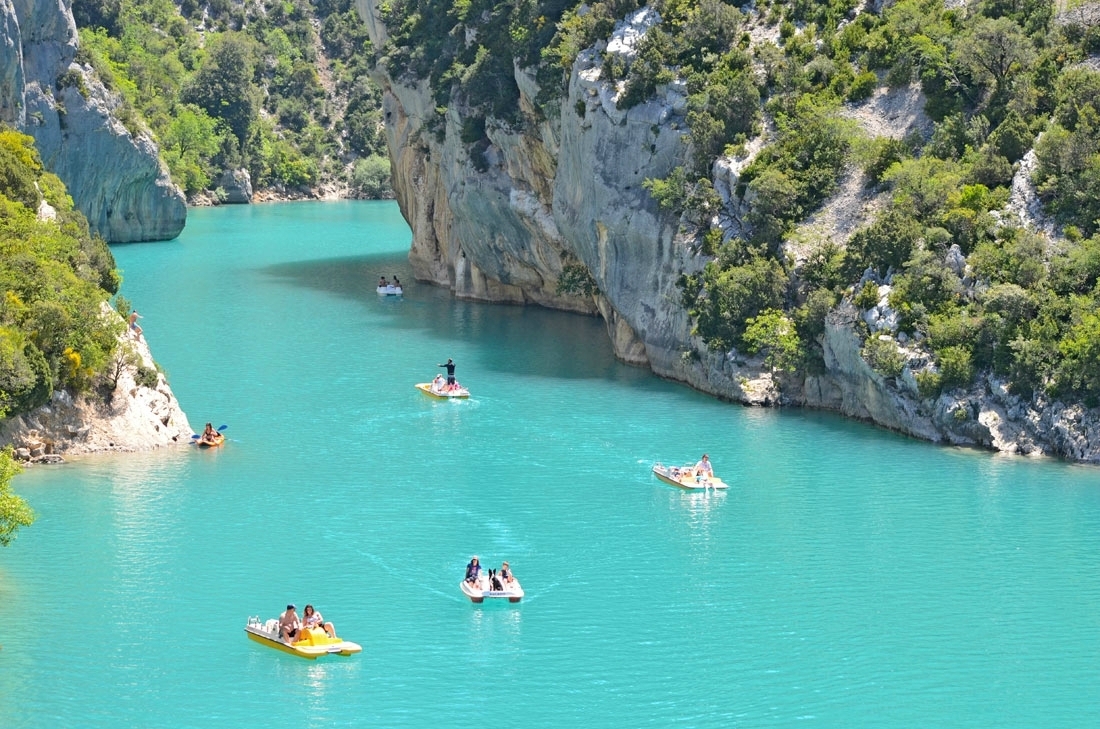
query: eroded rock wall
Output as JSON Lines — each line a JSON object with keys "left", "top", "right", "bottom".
{"left": 1, "top": 0, "right": 185, "bottom": 242}
{"left": 355, "top": 2, "right": 1100, "bottom": 462}
{"left": 0, "top": 306, "right": 193, "bottom": 457}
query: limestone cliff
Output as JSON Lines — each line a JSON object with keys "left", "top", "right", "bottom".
{"left": 0, "top": 305, "right": 193, "bottom": 459}
{"left": 0, "top": 0, "right": 185, "bottom": 242}
{"left": 356, "top": 3, "right": 1100, "bottom": 463}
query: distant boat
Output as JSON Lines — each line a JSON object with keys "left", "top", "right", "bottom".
{"left": 652, "top": 462, "right": 727, "bottom": 490}
{"left": 415, "top": 382, "right": 470, "bottom": 398}
{"left": 377, "top": 284, "right": 403, "bottom": 296}
{"left": 195, "top": 433, "right": 225, "bottom": 448}
{"left": 245, "top": 616, "right": 362, "bottom": 659}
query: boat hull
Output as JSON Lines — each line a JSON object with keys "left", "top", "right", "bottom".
{"left": 245, "top": 621, "right": 361, "bottom": 659}
{"left": 652, "top": 464, "right": 727, "bottom": 490}
{"left": 415, "top": 382, "right": 470, "bottom": 399}
{"left": 197, "top": 434, "right": 225, "bottom": 448}
{"left": 460, "top": 576, "right": 524, "bottom": 603}
{"left": 377, "top": 286, "right": 403, "bottom": 296}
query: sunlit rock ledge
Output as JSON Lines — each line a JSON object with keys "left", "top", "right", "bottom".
{"left": 0, "top": 308, "right": 193, "bottom": 462}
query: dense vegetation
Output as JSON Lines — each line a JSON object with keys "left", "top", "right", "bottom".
{"left": 377, "top": 0, "right": 1100, "bottom": 407}
{"left": 72, "top": 0, "right": 391, "bottom": 198}
{"left": 0, "top": 126, "right": 137, "bottom": 539}
{"left": 0, "top": 127, "right": 125, "bottom": 419}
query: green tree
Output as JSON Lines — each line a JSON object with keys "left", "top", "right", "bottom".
{"left": 160, "top": 104, "right": 224, "bottom": 194}
{"left": 0, "top": 448, "right": 35, "bottom": 546}
{"left": 181, "top": 33, "right": 260, "bottom": 148}
{"left": 1057, "top": 307, "right": 1100, "bottom": 404}
{"left": 743, "top": 308, "right": 803, "bottom": 371}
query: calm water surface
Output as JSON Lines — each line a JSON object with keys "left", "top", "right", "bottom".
{"left": 2, "top": 202, "right": 1099, "bottom": 728}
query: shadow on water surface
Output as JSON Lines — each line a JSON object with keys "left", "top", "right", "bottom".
{"left": 261, "top": 254, "right": 651, "bottom": 384}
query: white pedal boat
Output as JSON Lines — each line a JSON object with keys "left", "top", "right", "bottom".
{"left": 652, "top": 462, "right": 728, "bottom": 490}
{"left": 460, "top": 574, "right": 524, "bottom": 603}
{"left": 377, "top": 285, "right": 403, "bottom": 296}
{"left": 245, "top": 616, "right": 362, "bottom": 659}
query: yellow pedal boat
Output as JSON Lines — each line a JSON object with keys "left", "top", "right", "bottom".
{"left": 245, "top": 617, "right": 362, "bottom": 659}
{"left": 415, "top": 382, "right": 470, "bottom": 398}
{"left": 652, "top": 463, "right": 728, "bottom": 490}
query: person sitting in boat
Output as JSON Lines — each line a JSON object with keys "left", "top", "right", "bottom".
{"left": 694, "top": 454, "right": 713, "bottom": 480}
{"left": 278, "top": 604, "right": 300, "bottom": 644}
{"left": 465, "top": 555, "right": 481, "bottom": 585}
{"left": 432, "top": 374, "right": 445, "bottom": 392}
{"left": 302, "top": 604, "right": 336, "bottom": 639}
{"left": 500, "top": 561, "right": 515, "bottom": 586}
{"left": 199, "top": 422, "right": 219, "bottom": 445}
{"left": 392, "top": 275, "right": 401, "bottom": 288}
{"left": 379, "top": 276, "right": 389, "bottom": 288}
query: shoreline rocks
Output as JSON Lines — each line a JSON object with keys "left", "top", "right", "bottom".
{"left": 0, "top": 314, "right": 193, "bottom": 463}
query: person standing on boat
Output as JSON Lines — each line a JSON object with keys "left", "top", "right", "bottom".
{"left": 439, "top": 358, "right": 457, "bottom": 387}
{"left": 278, "top": 604, "right": 300, "bottom": 644}
{"left": 465, "top": 555, "right": 481, "bottom": 585}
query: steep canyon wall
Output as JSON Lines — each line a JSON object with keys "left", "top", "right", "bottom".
{"left": 354, "top": 2, "right": 1100, "bottom": 463}
{"left": 1, "top": 0, "right": 185, "bottom": 242}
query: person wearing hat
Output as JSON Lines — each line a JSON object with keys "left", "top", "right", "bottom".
{"left": 278, "top": 604, "right": 300, "bottom": 644}
{"left": 464, "top": 555, "right": 481, "bottom": 585}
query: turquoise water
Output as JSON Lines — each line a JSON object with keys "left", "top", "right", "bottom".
{"left": 3, "top": 201, "right": 1100, "bottom": 728}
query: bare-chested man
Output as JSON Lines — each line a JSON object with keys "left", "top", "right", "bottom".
{"left": 278, "top": 604, "right": 300, "bottom": 644}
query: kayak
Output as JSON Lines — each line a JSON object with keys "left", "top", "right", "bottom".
{"left": 652, "top": 462, "right": 728, "bottom": 490}
{"left": 196, "top": 433, "right": 225, "bottom": 448}
{"left": 244, "top": 616, "right": 362, "bottom": 659}
{"left": 415, "top": 382, "right": 470, "bottom": 398}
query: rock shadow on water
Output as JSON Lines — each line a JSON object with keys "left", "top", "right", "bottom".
{"left": 260, "top": 255, "right": 653, "bottom": 383}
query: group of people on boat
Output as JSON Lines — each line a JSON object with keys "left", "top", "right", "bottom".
{"left": 465, "top": 556, "right": 516, "bottom": 591}
{"left": 378, "top": 275, "right": 402, "bottom": 288}
{"left": 430, "top": 358, "right": 463, "bottom": 392}
{"left": 278, "top": 603, "right": 337, "bottom": 644}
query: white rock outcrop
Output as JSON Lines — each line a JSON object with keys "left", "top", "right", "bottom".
{"left": 0, "top": 309, "right": 193, "bottom": 458}
{"left": 1, "top": 0, "right": 185, "bottom": 242}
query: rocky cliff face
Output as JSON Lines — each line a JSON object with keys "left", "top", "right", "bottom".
{"left": 0, "top": 306, "right": 193, "bottom": 459}
{"left": 356, "top": 3, "right": 1100, "bottom": 463}
{"left": 1, "top": 0, "right": 185, "bottom": 242}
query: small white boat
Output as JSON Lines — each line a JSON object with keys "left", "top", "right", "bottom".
{"left": 377, "top": 285, "right": 403, "bottom": 296}
{"left": 460, "top": 574, "right": 524, "bottom": 603}
{"left": 244, "top": 616, "right": 362, "bottom": 659}
{"left": 652, "top": 462, "right": 728, "bottom": 490}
